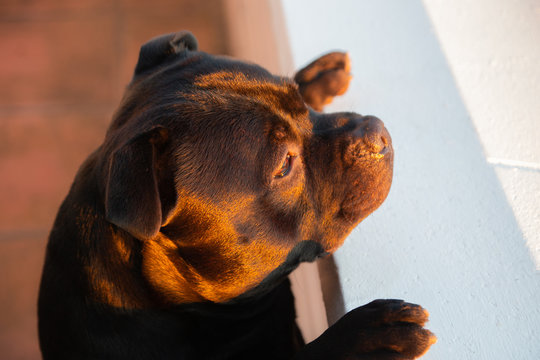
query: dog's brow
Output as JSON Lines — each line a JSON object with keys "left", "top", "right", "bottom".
{"left": 193, "top": 71, "right": 310, "bottom": 125}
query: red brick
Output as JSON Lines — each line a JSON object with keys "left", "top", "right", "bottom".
{"left": 0, "top": 108, "right": 111, "bottom": 230}
{"left": 0, "top": 1, "right": 231, "bottom": 358}
{"left": 0, "top": 16, "right": 121, "bottom": 107}
{"left": 0, "top": 0, "right": 114, "bottom": 20}
{"left": 0, "top": 236, "right": 47, "bottom": 360}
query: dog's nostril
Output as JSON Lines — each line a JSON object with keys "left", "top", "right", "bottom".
{"left": 378, "top": 135, "right": 389, "bottom": 152}
{"left": 363, "top": 132, "right": 386, "bottom": 153}
{"left": 357, "top": 116, "right": 390, "bottom": 153}
{"left": 344, "top": 115, "right": 391, "bottom": 161}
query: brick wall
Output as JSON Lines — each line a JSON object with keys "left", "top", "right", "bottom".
{"left": 0, "top": 1, "right": 229, "bottom": 358}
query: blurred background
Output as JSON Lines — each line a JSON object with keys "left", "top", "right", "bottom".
{"left": 1, "top": 0, "right": 539, "bottom": 359}
{"left": 0, "top": 1, "right": 232, "bottom": 358}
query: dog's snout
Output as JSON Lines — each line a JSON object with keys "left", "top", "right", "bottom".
{"left": 360, "top": 117, "right": 388, "bottom": 153}
{"left": 350, "top": 116, "right": 391, "bottom": 155}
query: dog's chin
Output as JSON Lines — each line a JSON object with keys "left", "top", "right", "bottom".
{"left": 339, "top": 196, "right": 383, "bottom": 225}
{"left": 320, "top": 183, "right": 392, "bottom": 254}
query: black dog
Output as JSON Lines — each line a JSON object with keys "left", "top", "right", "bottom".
{"left": 38, "top": 31, "right": 435, "bottom": 359}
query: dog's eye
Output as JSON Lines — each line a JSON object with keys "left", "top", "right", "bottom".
{"left": 274, "top": 153, "right": 295, "bottom": 178}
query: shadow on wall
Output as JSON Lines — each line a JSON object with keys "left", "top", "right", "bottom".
{"left": 0, "top": 1, "right": 229, "bottom": 359}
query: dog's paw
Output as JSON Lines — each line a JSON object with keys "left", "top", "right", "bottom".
{"left": 342, "top": 299, "right": 436, "bottom": 359}
{"left": 296, "top": 299, "right": 436, "bottom": 360}
{"left": 294, "top": 52, "right": 352, "bottom": 112}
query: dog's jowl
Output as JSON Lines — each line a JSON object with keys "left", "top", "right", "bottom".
{"left": 38, "top": 31, "right": 435, "bottom": 359}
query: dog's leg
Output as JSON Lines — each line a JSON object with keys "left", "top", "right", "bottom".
{"left": 294, "top": 52, "right": 352, "bottom": 111}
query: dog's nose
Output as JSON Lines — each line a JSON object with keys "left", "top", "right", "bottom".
{"left": 351, "top": 116, "right": 391, "bottom": 155}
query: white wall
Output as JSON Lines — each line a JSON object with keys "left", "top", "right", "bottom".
{"left": 421, "top": 0, "right": 540, "bottom": 270}
{"left": 279, "top": 0, "right": 540, "bottom": 359}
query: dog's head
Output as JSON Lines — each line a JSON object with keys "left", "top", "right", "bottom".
{"left": 98, "top": 32, "right": 393, "bottom": 304}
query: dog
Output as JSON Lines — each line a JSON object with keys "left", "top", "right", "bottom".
{"left": 38, "top": 31, "right": 435, "bottom": 359}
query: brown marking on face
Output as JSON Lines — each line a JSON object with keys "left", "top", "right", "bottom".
{"left": 193, "top": 71, "right": 311, "bottom": 131}
{"left": 143, "top": 193, "right": 292, "bottom": 304}
{"left": 84, "top": 53, "right": 393, "bottom": 308}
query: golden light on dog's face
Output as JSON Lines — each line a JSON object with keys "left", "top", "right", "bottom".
{"left": 84, "top": 51, "right": 393, "bottom": 306}
{"left": 38, "top": 33, "right": 434, "bottom": 360}
{"left": 145, "top": 78, "right": 393, "bottom": 303}
{"left": 147, "top": 193, "right": 293, "bottom": 304}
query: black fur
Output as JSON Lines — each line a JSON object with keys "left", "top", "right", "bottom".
{"left": 38, "top": 31, "right": 434, "bottom": 359}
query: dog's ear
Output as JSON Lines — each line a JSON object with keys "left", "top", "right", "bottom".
{"left": 134, "top": 31, "right": 198, "bottom": 75}
{"left": 105, "top": 126, "right": 175, "bottom": 240}
{"left": 294, "top": 52, "right": 352, "bottom": 111}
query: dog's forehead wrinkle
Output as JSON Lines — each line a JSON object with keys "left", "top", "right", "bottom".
{"left": 179, "top": 93, "right": 311, "bottom": 152}
{"left": 193, "top": 71, "right": 308, "bottom": 119}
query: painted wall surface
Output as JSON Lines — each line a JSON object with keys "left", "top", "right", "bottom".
{"left": 280, "top": 0, "right": 540, "bottom": 359}
{"left": 421, "top": 0, "right": 540, "bottom": 270}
